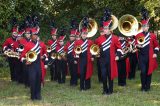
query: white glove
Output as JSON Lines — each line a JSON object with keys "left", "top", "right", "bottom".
{"left": 44, "top": 65, "right": 48, "bottom": 69}
{"left": 153, "top": 54, "right": 157, "bottom": 58}
{"left": 115, "top": 56, "right": 119, "bottom": 61}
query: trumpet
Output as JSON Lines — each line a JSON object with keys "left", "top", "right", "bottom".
{"left": 57, "top": 52, "right": 66, "bottom": 60}
{"left": 50, "top": 52, "right": 57, "bottom": 59}
{"left": 74, "top": 46, "right": 82, "bottom": 55}
{"left": 26, "top": 51, "right": 37, "bottom": 62}
{"left": 47, "top": 46, "right": 52, "bottom": 53}
{"left": 90, "top": 44, "right": 100, "bottom": 56}
{"left": 122, "top": 47, "right": 130, "bottom": 54}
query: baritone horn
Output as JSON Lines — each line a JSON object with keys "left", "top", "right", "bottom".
{"left": 26, "top": 51, "right": 37, "bottom": 62}
{"left": 118, "top": 14, "right": 139, "bottom": 36}
{"left": 90, "top": 44, "right": 100, "bottom": 56}
{"left": 79, "top": 18, "right": 98, "bottom": 38}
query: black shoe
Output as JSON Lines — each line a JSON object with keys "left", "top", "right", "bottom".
{"left": 145, "top": 88, "right": 150, "bottom": 92}
{"left": 80, "top": 89, "right": 85, "bottom": 92}
{"left": 102, "top": 91, "right": 107, "bottom": 95}
{"left": 141, "top": 88, "right": 145, "bottom": 92}
{"left": 118, "top": 83, "right": 126, "bottom": 86}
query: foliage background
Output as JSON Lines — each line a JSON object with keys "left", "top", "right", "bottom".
{"left": 0, "top": 0, "right": 160, "bottom": 45}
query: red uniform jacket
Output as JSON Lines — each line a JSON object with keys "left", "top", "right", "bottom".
{"left": 18, "top": 37, "right": 30, "bottom": 45}
{"left": 74, "top": 39, "right": 94, "bottom": 80}
{"left": 56, "top": 45, "right": 68, "bottom": 74}
{"left": 135, "top": 32, "right": 159, "bottom": 75}
{"left": 47, "top": 39, "right": 58, "bottom": 51}
{"left": 20, "top": 40, "right": 41, "bottom": 63}
{"left": 64, "top": 41, "right": 75, "bottom": 56}
{"left": 118, "top": 38, "right": 130, "bottom": 77}
{"left": 39, "top": 41, "right": 48, "bottom": 84}
{"left": 2, "top": 37, "right": 19, "bottom": 51}
{"left": 95, "top": 34, "right": 122, "bottom": 80}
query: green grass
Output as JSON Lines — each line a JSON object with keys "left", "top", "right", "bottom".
{"left": 0, "top": 66, "right": 160, "bottom": 106}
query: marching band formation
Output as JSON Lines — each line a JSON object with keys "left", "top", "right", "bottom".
{"left": 1, "top": 8, "right": 159, "bottom": 100}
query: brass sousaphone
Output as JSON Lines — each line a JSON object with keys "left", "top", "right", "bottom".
{"left": 110, "top": 15, "right": 119, "bottom": 31}
{"left": 118, "top": 14, "right": 139, "bottom": 36}
{"left": 79, "top": 18, "right": 98, "bottom": 38}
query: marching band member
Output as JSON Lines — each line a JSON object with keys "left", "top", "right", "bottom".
{"left": 117, "top": 36, "right": 130, "bottom": 86}
{"left": 20, "top": 27, "right": 42, "bottom": 100}
{"left": 18, "top": 27, "right": 31, "bottom": 87}
{"left": 128, "top": 35, "right": 138, "bottom": 79}
{"left": 47, "top": 28, "right": 58, "bottom": 81}
{"left": 135, "top": 8, "right": 159, "bottom": 92}
{"left": 74, "top": 17, "right": 94, "bottom": 91}
{"left": 95, "top": 9, "right": 123, "bottom": 95}
{"left": 2, "top": 26, "right": 19, "bottom": 82}
{"left": 38, "top": 37, "right": 48, "bottom": 86}
{"left": 56, "top": 35, "right": 67, "bottom": 84}
{"left": 64, "top": 26, "right": 78, "bottom": 86}
{"left": 75, "top": 31, "right": 81, "bottom": 77}
{"left": 95, "top": 18, "right": 104, "bottom": 83}
{"left": 75, "top": 31, "right": 81, "bottom": 40}
{"left": 14, "top": 25, "right": 25, "bottom": 84}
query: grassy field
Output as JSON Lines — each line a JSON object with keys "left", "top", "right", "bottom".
{"left": 0, "top": 63, "right": 160, "bottom": 106}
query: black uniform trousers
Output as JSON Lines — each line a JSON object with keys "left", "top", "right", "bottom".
{"left": 67, "top": 54, "right": 78, "bottom": 86}
{"left": 56, "top": 59, "right": 67, "bottom": 84}
{"left": 139, "top": 54, "right": 151, "bottom": 91}
{"left": 117, "top": 59, "right": 126, "bottom": 86}
{"left": 49, "top": 51, "right": 58, "bottom": 81}
{"left": 128, "top": 53, "right": 137, "bottom": 79}
{"left": 15, "top": 58, "right": 23, "bottom": 84}
{"left": 23, "top": 63, "right": 30, "bottom": 87}
{"left": 97, "top": 57, "right": 102, "bottom": 83}
{"left": 100, "top": 48, "right": 114, "bottom": 94}
{"left": 27, "top": 55, "right": 41, "bottom": 100}
{"left": 79, "top": 53, "right": 91, "bottom": 90}
{"left": 100, "top": 60, "right": 113, "bottom": 94}
{"left": 49, "top": 59, "right": 58, "bottom": 81}
{"left": 8, "top": 57, "right": 16, "bottom": 81}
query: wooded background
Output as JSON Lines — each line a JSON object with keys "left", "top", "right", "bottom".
{"left": 0, "top": 0, "right": 160, "bottom": 44}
